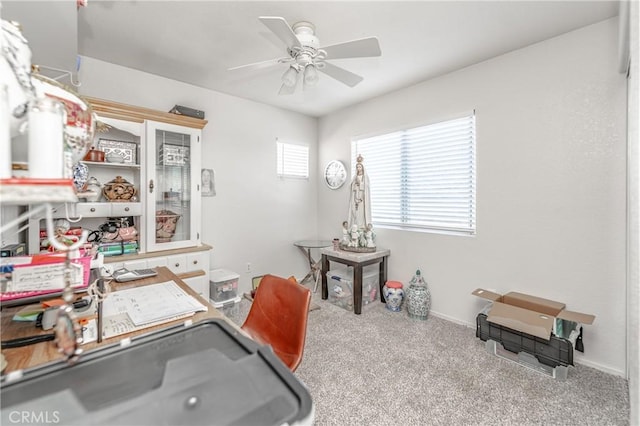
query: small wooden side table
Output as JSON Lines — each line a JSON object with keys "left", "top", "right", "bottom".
{"left": 294, "top": 240, "right": 332, "bottom": 292}
{"left": 320, "top": 247, "right": 390, "bottom": 314}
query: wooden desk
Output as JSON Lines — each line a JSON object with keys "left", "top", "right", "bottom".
{"left": 320, "top": 247, "right": 390, "bottom": 314}
{"left": 0, "top": 267, "right": 236, "bottom": 374}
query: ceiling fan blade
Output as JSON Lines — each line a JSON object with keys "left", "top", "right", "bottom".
{"left": 228, "top": 59, "right": 279, "bottom": 72}
{"left": 318, "top": 62, "right": 364, "bottom": 87}
{"left": 278, "top": 83, "right": 297, "bottom": 96}
{"left": 321, "top": 37, "right": 382, "bottom": 59}
{"left": 259, "top": 16, "right": 301, "bottom": 50}
{"left": 228, "top": 57, "right": 293, "bottom": 72}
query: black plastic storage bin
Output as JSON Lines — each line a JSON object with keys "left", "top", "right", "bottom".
{"left": 476, "top": 313, "right": 573, "bottom": 368}
{"left": 1, "top": 319, "right": 313, "bottom": 426}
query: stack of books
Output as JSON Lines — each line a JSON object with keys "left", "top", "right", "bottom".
{"left": 98, "top": 241, "right": 139, "bottom": 257}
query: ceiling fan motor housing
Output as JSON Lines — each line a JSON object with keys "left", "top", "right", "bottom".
{"left": 291, "top": 21, "right": 323, "bottom": 67}
{"left": 292, "top": 21, "right": 319, "bottom": 50}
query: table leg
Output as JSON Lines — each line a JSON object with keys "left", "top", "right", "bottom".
{"left": 307, "top": 248, "right": 315, "bottom": 280}
{"left": 321, "top": 255, "right": 329, "bottom": 300}
{"left": 353, "top": 265, "right": 363, "bottom": 315}
{"left": 313, "top": 267, "right": 320, "bottom": 293}
{"left": 379, "top": 257, "right": 387, "bottom": 304}
{"left": 297, "top": 246, "right": 314, "bottom": 283}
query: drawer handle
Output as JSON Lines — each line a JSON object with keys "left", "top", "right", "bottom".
{"left": 90, "top": 208, "right": 96, "bottom": 212}
{"left": 175, "top": 263, "right": 180, "bottom": 268}
{"left": 124, "top": 207, "right": 130, "bottom": 212}
{"left": 193, "top": 260, "right": 198, "bottom": 265}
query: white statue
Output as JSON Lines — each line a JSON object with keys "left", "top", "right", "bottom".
{"left": 365, "top": 223, "right": 375, "bottom": 248}
{"left": 349, "top": 224, "right": 359, "bottom": 247}
{"left": 347, "top": 155, "right": 372, "bottom": 233}
{"left": 341, "top": 221, "right": 349, "bottom": 245}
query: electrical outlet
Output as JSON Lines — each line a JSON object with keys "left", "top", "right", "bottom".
{"left": 246, "top": 262, "right": 251, "bottom": 273}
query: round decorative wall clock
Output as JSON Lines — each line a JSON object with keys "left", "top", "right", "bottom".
{"left": 324, "top": 160, "right": 347, "bottom": 189}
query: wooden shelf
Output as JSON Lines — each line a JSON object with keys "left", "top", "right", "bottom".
{"left": 86, "top": 97, "right": 208, "bottom": 129}
{"left": 82, "top": 161, "right": 140, "bottom": 169}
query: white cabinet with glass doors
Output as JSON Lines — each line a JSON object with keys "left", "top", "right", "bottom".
{"left": 27, "top": 98, "right": 207, "bottom": 257}
{"left": 145, "top": 121, "right": 201, "bottom": 252}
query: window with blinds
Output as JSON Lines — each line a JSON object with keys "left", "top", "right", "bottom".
{"left": 351, "top": 113, "right": 476, "bottom": 235}
{"left": 277, "top": 141, "right": 309, "bottom": 179}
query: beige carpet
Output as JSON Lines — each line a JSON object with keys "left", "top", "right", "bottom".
{"left": 232, "top": 287, "right": 630, "bottom": 426}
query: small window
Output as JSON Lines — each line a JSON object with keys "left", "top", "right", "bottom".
{"left": 277, "top": 141, "right": 309, "bottom": 179}
{"left": 351, "top": 113, "right": 476, "bottom": 235}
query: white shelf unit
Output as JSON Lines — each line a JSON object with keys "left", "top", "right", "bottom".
{"left": 19, "top": 97, "right": 211, "bottom": 298}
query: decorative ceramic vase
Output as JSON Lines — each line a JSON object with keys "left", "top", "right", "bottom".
{"left": 106, "top": 151, "right": 125, "bottom": 164}
{"left": 103, "top": 175, "right": 136, "bottom": 202}
{"left": 383, "top": 280, "right": 404, "bottom": 312}
{"left": 83, "top": 176, "right": 102, "bottom": 202}
{"left": 83, "top": 147, "right": 105, "bottom": 162}
{"left": 72, "top": 162, "right": 88, "bottom": 191}
{"left": 406, "top": 269, "right": 431, "bottom": 320}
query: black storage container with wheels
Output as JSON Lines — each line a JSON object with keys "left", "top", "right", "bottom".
{"left": 476, "top": 312, "right": 574, "bottom": 368}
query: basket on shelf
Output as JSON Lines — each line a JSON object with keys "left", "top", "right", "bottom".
{"left": 156, "top": 210, "right": 181, "bottom": 242}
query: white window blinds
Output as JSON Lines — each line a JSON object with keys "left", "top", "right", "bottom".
{"left": 277, "top": 141, "right": 309, "bottom": 178}
{"left": 351, "top": 113, "right": 476, "bottom": 235}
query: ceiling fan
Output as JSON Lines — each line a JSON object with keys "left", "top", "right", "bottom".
{"left": 228, "top": 16, "right": 382, "bottom": 95}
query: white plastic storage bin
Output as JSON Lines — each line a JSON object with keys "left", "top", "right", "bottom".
{"left": 209, "top": 269, "right": 239, "bottom": 303}
{"left": 210, "top": 296, "right": 241, "bottom": 320}
{"left": 326, "top": 266, "right": 379, "bottom": 311}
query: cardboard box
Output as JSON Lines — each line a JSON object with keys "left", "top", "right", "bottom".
{"left": 471, "top": 288, "right": 595, "bottom": 340}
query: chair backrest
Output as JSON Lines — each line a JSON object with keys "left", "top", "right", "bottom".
{"left": 241, "top": 274, "right": 311, "bottom": 371}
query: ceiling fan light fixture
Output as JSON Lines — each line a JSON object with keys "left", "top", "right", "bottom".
{"left": 281, "top": 66, "right": 298, "bottom": 87}
{"left": 235, "top": 17, "right": 381, "bottom": 94}
{"left": 303, "top": 64, "right": 319, "bottom": 87}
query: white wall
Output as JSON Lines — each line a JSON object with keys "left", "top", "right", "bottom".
{"left": 318, "top": 19, "right": 627, "bottom": 375}
{"left": 626, "top": 0, "right": 639, "bottom": 422}
{"left": 77, "top": 58, "right": 318, "bottom": 291}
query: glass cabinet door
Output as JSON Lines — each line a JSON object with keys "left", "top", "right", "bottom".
{"left": 145, "top": 121, "right": 201, "bottom": 252}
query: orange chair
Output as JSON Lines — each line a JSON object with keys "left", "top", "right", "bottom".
{"left": 241, "top": 274, "right": 311, "bottom": 372}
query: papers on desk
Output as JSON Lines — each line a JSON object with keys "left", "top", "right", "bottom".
{"left": 101, "top": 280, "right": 207, "bottom": 339}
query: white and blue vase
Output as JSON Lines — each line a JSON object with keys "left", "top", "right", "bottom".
{"left": 382, "top": 281, "right": 404, "bottom": 312}
{"left": 72, "top": 161, "right": 88, "bottom": 191}
{"left": 406, "top": 269, "right": 431, "bottom": 320}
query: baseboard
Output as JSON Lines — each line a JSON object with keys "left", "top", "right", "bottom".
{"left": 429, "top": 310, "right": 475, "bottom": 329}
{"left": 574, "top": 357, "right": 626, "bottom": 378}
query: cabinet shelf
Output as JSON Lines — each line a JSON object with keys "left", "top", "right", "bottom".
{"left": 83, "top": 161, "right": 141, "bottom": 170}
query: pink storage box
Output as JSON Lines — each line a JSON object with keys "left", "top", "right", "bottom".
{"left": 0, "top": 251, "right": 92, "bottom": 302}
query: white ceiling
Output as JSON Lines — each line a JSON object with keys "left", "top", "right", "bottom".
{"left": 74, "top": 1, "right": 619, "bottom": 118}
